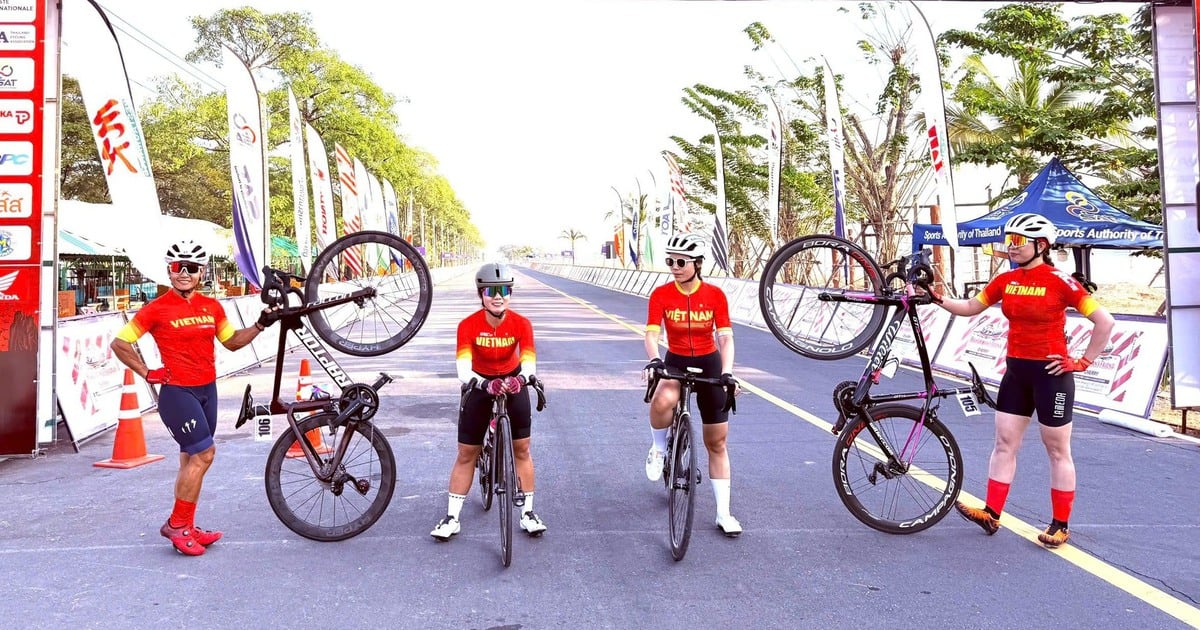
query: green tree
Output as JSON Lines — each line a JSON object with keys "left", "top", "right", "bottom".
{"left": 559, "top": 229, "right": 586, "bottom": 263}
{"left": 59, "top": 76, "right": 109, "bottom": 203}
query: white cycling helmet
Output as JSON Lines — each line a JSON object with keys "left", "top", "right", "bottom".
{"left": 665, "top": 232, "right": 708, "bottom": 258}
{"left": 1003, "top": 213, "right": 1057, "bottom": 245}
{"left": 165, "top": 239, "right": 209, "bottom": 265}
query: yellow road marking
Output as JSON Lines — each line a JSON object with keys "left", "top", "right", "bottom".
{"left": 537, "top": 277, "right": 1200, "bottom": 627}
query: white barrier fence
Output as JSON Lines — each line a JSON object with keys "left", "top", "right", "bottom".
{"left": 52, "top": 265, "right": 471, "bottom": 447}
{"left": 530, "top": 263, "right": 1169, "bottom": 420}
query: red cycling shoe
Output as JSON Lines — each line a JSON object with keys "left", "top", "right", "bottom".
{"left": 160, "top": 521, "right": 205, "bottom": 556}
{"left": 191, "top": 526, "right": 223, "bottom": 547}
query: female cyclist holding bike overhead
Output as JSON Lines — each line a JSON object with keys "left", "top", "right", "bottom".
{"left": 111, "top": 239, "right": 277, "bottom": 556}
{"left": 927, "top": 213, "right": 1114, "bottom": 548}
{"left": 643, "top": 233, "right": 742, "bottom": 537}
{"left": 431, "top": 263, "right": 544, "bottom": 541}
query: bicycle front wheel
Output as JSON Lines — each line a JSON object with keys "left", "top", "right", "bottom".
{"left": 264, "top": 412, "right": 397, "bottom": 541}
{"left": 668, "top": 413, "right": 697, "bottom": 560}
{"left": 497, "top": 416, "right": 515, "bottom": 567}
{"left": 304, "top": 230, "right": 432, "bottom": 357}
{"left": 477, "top": 430, "right": 494, "bottom": 511}
{"left": 832, "top": 404, "right": 962, "bottom": 534}
{"left": 759, "top": 234, "right": 888, "bottom": 360}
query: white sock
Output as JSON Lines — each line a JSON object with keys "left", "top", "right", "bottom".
{"left": 711, "top": 478, "right": 731, "bottom": 519}
{"left": 523, "top": 492, "right": 534, "bottom": 516}
{"left": 447, "top": 493, "right": 466, "bottom": 520}
{"left": 651, "top": 428, "right": 669, "bottom": 452}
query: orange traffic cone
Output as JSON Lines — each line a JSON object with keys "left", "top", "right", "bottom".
{"left": 287, "top": 359, "right": 330, "bottom": 458}
{"left": 95, "top": 369, "right": 166, "bottom": 469}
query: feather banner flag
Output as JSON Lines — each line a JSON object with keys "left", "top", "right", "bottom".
{"left": 662, "top": 151, "right": 689, "bottom": 234}
{"left": 710, "top": 121, "right": 732, "bottom": 275}
{"left": 304, "top": 123, "right": 335, "bottom": 254}
{"left": 382, "top": 179, "right": 400, "bottom": 236}
{"left": 764, "top": 93, "right": 782, "bottom": 244}
{"left": 69, "top": 0, "right": 168, "bottom": 285}
{"left": 821, "top": 58, "right": 848, "bottom": 239}
{"left": 908, "top": 1, "right": 959, "bottom": 248}
{"left": 333, "top": 143, "right": 363, "bottom": 277}
{"left": 224, "top": 46, "right": 269, "bottom": 287}
{"left": 287, "top": 88, "right": 311, "bottom": 271}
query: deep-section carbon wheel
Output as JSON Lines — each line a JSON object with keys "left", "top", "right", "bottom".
{"left": 832, "top": 404, "right": 963, "bottom": 534}
{"left": 304, "top": 230, "right": 432, "bottom": 356}
{"left": 264, "top": 412, "right": 396, "bottom": 541}
{"left": 759, "top": 234, "right": 887, "bottom": 360}
{"left": 668, "top": 414, "right": 697, "bottom": 560}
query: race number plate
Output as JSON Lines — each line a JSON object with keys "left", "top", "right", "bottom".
{"left": 956, "top": 392, "right": 982, "bottom": 417}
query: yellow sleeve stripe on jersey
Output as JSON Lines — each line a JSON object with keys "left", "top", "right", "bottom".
{"left": 456, "top": 348, "right": 472, "bottom": 360}
{"left": 974, "top": 293, "right": 992, "bottom": 308}
{"left": 520, "top": 349, "right": 536, "bottom": 363}
{"left": 115, "top": 321, "right": 144, "bottom": 343}
{"left": 1077, "top": 296, "right": 1099, "bottom": 317}
{"left": 216, "top": 321, "right": 236, "bottom": 344}
{"left": 645, "top": 324, "right": 661, "bottom": 333}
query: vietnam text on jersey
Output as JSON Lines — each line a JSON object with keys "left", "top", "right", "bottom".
{"left": 646, "top": 281, "right": 732, "bottom": 357}
{"left": 976, "top": 264, "right": 1098, "bottom": 361}
{"left": 456, "top": 309, "right": 536, "bottom": 377}
{"left": 115, "top": 291, "right": 236, "bottom": 386}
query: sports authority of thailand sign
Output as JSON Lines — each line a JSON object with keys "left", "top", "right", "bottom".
{"left": 0, "top": 0, "right": 42, "bottom": 456}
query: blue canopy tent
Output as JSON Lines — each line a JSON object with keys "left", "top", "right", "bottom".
{"left": 912, "top": 157, "right": 1163, "bottom": 284}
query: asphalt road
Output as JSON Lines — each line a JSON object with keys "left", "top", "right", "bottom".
{"left": 1, "top": 267, "right": 1197, "bottom": 629}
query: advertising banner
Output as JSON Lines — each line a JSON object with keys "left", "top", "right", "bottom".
{"left": 0, "top": 0, "right": 43, "bottom": 456}
{"left": 55, "top": 312, "right": 152, "bottom": 445}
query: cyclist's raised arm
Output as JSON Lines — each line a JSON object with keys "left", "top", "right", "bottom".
{"left": 937, "top": 294, "right": 989, "bottom": 318}
{"left": 219, "top": 306, "right": 277, "bottom": 352}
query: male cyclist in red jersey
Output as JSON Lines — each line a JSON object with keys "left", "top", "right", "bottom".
{"left": 431, "top": 263, "right": 545, "bottom": 541}
{"left": 643, "top": 232, "right": 742, "bottom": 537}
{"left": 111, "top": 240, "right": 278, "bottom": 556}
{"left": 924, "top": 213, "right": 1114, "bottom": 548}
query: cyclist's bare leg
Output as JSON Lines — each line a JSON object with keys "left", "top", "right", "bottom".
{"left": 701, "top": 422, "right": 730, "bottom": 480}
{"left": 174, "top": 446, "right": 215, "bottom": 502}
{"left": 448, "top": 443, "right": 483, "bottom": 495}
{"left": 1039, "top": 423, "right": 1075, "bottom": 491}
{"left": 513, "top": 437, "right": 534, "bottom": 492}
{"left": 988, "top": 411, "right": 1032, "bottom": 484}
{"left": 649, "top": 381, "right": 680, "bottom": 430}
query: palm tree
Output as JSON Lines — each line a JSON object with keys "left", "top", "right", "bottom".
{"left": 559, "top": 229, "right": 586, "bottom": 263}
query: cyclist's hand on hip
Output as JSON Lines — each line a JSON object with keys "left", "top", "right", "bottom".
{"left": 1046, "top": 354, "right": 1092, "bottom": 376}
{"left": 643, "top": 357, "right": 664, "bottom": 383}
{"left": 145, "top": 367, "right": 171, "bottom": 385}
{"left": 501, "top": 376, "right": 523, "bottom": 394}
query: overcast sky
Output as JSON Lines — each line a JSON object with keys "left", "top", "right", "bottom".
{"left": 70, "top": 0, "right": 1136, "bottom": 259}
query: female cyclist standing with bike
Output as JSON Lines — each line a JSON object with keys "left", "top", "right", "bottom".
{"left": 643, "top": 233, "right": 742, "bottom": 537}
{"left": 110, "top": 239, "right": 277, "bottom": 556}
{"left": 431, "top": 263, "right": 545, "bottom": 541}
{"left": 926, "top": 213, "right": 1114, "bottom": 548}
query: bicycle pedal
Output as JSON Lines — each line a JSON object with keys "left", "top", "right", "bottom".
{"left": 514, "top": 493, "right": 526, "bottom": 508}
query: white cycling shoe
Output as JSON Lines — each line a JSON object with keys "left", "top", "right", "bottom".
{"left": 430, "top": 515, "right": 460, "bottom": 541}
{"left": 645, "top": 446, "right": 665, "bottom": 482}
{"left": 715, "top": 514, "right": 743, "bottom": 538}
{"left": 520, "top": 511, "right": 547, "bottom": 537}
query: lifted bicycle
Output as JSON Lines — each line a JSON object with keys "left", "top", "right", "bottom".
{"left": 233, "top": 230, "right": 432, "bottom": 541}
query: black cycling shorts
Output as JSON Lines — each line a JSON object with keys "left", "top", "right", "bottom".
{"left": 664, "top": 350, "right": 729, "bottom": 425}
{"left": 157, "top": 382, "right": 219, "bottom": 454}
{"left": 995, "top": 357, "right": 1076, "bottom": 428}
{"left": 458, "top": 372, "right": 532, "bottom": 445}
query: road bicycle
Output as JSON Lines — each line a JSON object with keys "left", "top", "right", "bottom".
{"left": 466, "top": 376, "right": 547, "bottom": 567}
{"left": 759, "top": 234, "right": 995, "bottom": 533}
{"left": 644, "top": 367, "right": 736, "bottom": 560}
{"left": 234, "top": 230, "right": 432, "bottom": 541}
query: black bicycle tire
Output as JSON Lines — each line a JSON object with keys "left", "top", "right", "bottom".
{"left": 759, "top": 234, "right": 888, "bottom": 360}
{"left": 264, "top": 412, "right": 396, "bottom": 542}
{"left": 497, "top": 416, "right": 514, "bottom": 567}
{"left": 478, "top": 430, "right": 494, "bottom": 511}
{"left": 668, "top": 413, "right": 696, "bottom": 560}
{"left": 832, "top": 404, "right": 963, "bottom": 534}
{"left": 303, "top": 230, "right": 433, "bottom": 357}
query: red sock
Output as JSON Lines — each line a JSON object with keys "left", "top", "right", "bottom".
{"left": 169, "top": 499, "right": 196, "bottom": 529}
{"left": 1051, "top": 488, "right": 1075, "bottom": 523}
{"left": 985, "top": 478, "right": 1011, "bottom": 517}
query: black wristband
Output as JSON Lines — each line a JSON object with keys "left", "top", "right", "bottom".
{"left": 254, "top": 322, "right": 265, "bottom": 331}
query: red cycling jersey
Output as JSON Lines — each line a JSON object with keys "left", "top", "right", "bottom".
{"left": 456, "top": 309, "right": 536, "bottom": 377}
{"left": 646, "top": 281, "right": 732, "bottom": 357}
{"left": 116, "top": 291, "right": 236, "bottom": 386}
{"left": 976, "top": 263, "right": 1098, "bottom": 360}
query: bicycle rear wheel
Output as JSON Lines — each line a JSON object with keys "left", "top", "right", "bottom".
{"left": 668, "top": 413, "right": 697, "bottom": 560}
{"left": 477, "top": 428, "right": 494, "bottom": 511}
{"left": 759, "top": 234, "right": 888, "bottom": 360}
{"left": 265, "top": 412, "right": 396, "bottom": 541}
{"left": 832, "top": 404, "right": 962, "bottom": 534}
{"left": 497, "top": 416, "right": 515, "bottom": 567}
{"left": 304, "top": 230, "right": 432, "bottom": 357}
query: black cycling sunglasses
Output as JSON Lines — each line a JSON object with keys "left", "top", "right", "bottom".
{"left": 665, "top": 257, "right": 694, "bottom": 268}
